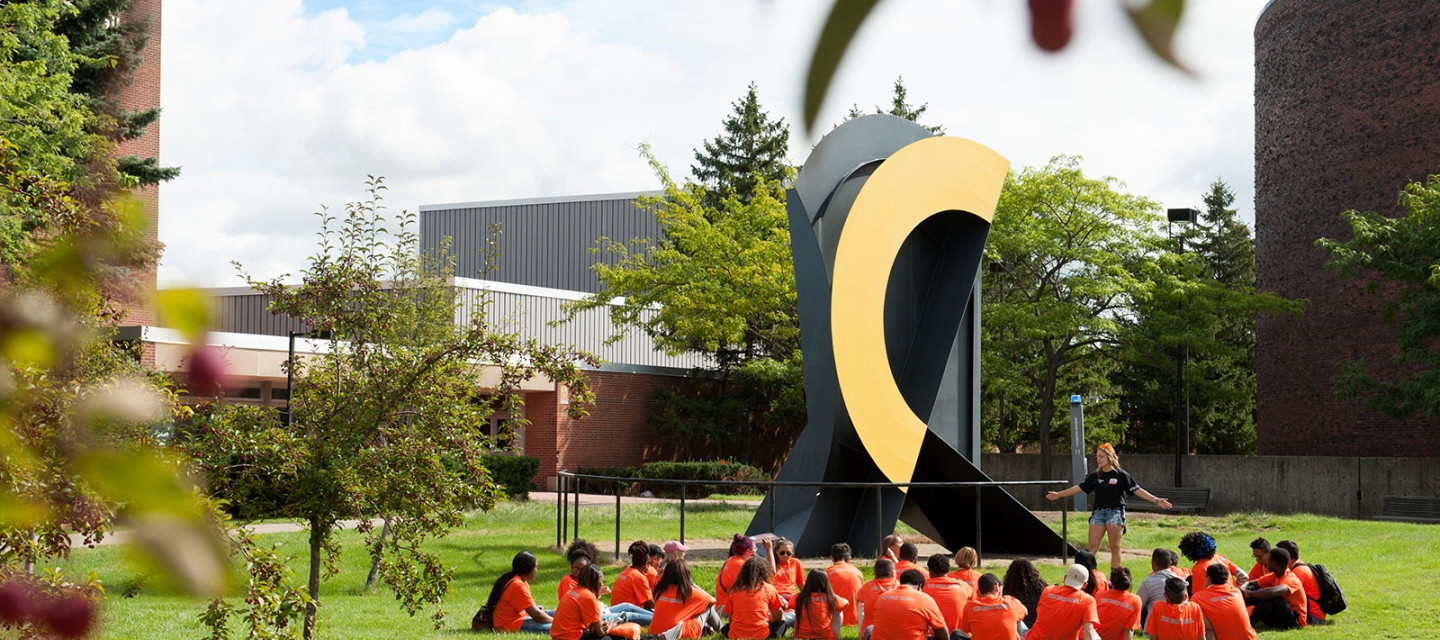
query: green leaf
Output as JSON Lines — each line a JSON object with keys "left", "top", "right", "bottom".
{"left": 1124, "top": 0, "right": 1191, "bottom": 72}
{"left": 157, "top": 288, "right": 210, "bottom": 340}
{"left": 804, "top": 0, "right": 884, "bottom": 134}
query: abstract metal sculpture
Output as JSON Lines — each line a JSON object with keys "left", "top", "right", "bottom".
{"left": 746, "top": 115, "right": 1069, "bottom": 557}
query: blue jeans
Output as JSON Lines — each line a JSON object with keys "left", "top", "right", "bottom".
{"left": 520, "top": 617, "right": 553, "bottom": 633}
{"left": 1089, "top": 508, "right": 1126, "bottom": 527}
{"left": 605, "top": 603, "right": 654, "bottom": 627}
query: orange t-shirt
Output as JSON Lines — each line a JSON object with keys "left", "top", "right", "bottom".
{"left": 612, "top": 566, "right": 654, "bottom": 609}
{"left": 1090, "top": 570, "right": 1110, "bottom": 593}
{"left": 858, "top": 577, "right": 899, "bottom": 634}
{"left": 1095, "top": 589, "right": 1142, "bottom": 640}
{"left": 773, "top": 557, "right": 804, "bottom": 601}
{"left": 558, "top": 574, "right": 579, "bottom": 603}
{"left": 825, "top": 562, "right": 865, "bottom": 625}
{"left": 1171, "top": 566, "right": 1192, "bottom": 580}
{"left": 493, "top": 576, "right": 536, "bottom": 632}
{"left": 650, "top": 584, "right": 715, "bottom": 639}
{"left": 792, "top": 593, "right": 848, "bottom": 640}
{"left": 947, "top": 568, "right": 980, "bottom": 591}
{"left": 1193, "top": 555, "right": 1241, "bottom": 586}
{"left": 959, "top": 594, "right": 1026, "bottom": 640}
{"left": 870, "top": 585, "right": 947, "bottom": 640}
{"left": 1025, "top": 585, "right": 1099, "bottom": 640}
{"left": 1291, "top": 564, "right": 1325, "bottom": 622}
{"left": 728, "top": 584, "right": 784, "bottom": 639}
{"left": 1144, "top": 600, "right": 1204, "bottom": 640}
{"left": 716, "top": 555, "right": 747, "bottom": 609}
{"left": 893, "top": 560, "right": 924, "bottom": 579}
{"left": 922, "top": 576, "right": 974, "bottom": 630}
{"left": 647, "top": 565, "right": 661, "bottom": 591}
{"left": 551, "top": 588, "right": 603, "bottom": 640}
{"left": 1248, "top": 561, "right": 1270, "bottom": 582}
{"left": 1256, "top": 571, "right": 1307, "bottom": 627}
{"left": 1192, "top": 583, "right": 1257, "bottom": 640}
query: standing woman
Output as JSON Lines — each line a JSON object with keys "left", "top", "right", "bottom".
{"left": 1046, "top": 443, "right": 1173, "bottom": 568}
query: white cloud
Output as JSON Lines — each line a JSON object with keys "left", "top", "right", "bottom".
{"left": 159, "top": 0, "right": 1269, "bottom": 287}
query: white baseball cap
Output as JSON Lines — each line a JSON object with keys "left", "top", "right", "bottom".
{"left": 1064, "top": 564, "right": 1090, "bottom": 589}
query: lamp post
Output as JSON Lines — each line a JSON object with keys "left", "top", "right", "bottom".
{"left": 1166, "top": 208, "right": 1199, "bottom": 487}
{"left": 285, "top": 329, "right": 331, "bottom": 426}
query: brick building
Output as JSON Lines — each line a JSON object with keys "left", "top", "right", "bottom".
{"left": 117, "top": 0, "right": 162, "bottom": 327}
{"left": 1254, "top": 0, "right": 1440, "bottom": 455}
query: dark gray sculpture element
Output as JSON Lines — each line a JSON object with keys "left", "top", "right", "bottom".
{"left": 746, "top": 115, "right": 1071, "bottom": 558}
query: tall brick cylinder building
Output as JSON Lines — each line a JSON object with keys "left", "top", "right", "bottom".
{"left": 1254, "top": 0, "right": 1440, "bottom": 456}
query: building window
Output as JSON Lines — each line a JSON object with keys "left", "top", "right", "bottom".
{"left": 487, "top": 415, "right": 523, "bottom": 454}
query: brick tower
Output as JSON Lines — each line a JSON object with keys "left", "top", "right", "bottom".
{"left": 1254, "top": 0, "right": 1440, "bottom": 455}
{"left": 116, "top": 0, "right": 162, "bottom": 326}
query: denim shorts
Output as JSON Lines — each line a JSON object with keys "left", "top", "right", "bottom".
{"left": 1090, "top": 507, "right": 1126, "bottom": 526}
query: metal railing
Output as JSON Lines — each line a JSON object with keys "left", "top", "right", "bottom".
{"left": 555, "top": 471, "right": 1072, "bottom": 564}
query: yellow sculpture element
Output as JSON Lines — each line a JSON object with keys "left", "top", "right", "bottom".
{"left": 830, "top": 136, "right": 1009, "bottom": 485}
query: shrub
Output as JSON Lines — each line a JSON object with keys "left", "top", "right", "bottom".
{"left": 483, "top": 455, "right": 540, "bottom": 499}
{"left": 575, "top": 460, "right": 770, "bottom": 498}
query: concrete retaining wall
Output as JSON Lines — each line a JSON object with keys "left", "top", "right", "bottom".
{"left": 978, "top": 454, "right": 1440, "bottom": 519}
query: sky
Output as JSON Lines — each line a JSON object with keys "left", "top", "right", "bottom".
{"left": 158, "top": 0, "right": 1274, "bottom": 288}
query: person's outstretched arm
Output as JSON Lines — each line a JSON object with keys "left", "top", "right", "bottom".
{"left": 1046, "top": 485, "right": 1084, "bottom": 501}
{"left": 1132, "top": 488, "right": 1173, "bottom": 510}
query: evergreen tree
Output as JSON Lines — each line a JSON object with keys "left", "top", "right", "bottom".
{"left": 691, "top": 83, "right": 791, "bottom": 209}
{"left": 879, "top": 77, "right": 944, "bottom": 134}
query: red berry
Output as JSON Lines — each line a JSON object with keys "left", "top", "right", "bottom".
{"left": 1029, "top": 0, "right": 1074, "bottom": 52}
{"left": 39, "top": 594, "right": 96, "bottom": 638}
{"left": 0, "top": 581, "right": 36, "bottom": 624}
{"left": 187, "top": 346, "right": 227, "bottom": 396}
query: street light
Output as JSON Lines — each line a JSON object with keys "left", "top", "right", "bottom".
{"left": 284, "top": 329, "right": 331, "bottom": 426}
{"left": 1167, "top": 208, "right": 1199, "bottom": 487}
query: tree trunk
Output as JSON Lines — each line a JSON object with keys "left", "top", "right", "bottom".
{"left": 1038, "top": 343, "right": 1058, "bottom": 480}
{"left": 365, "top": 518, "right": 390, "bottom": 591}
{"left": 304, "top": 518, "right": 323, "bottom": 639}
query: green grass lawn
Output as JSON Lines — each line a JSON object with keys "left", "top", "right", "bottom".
{"left": 41, "top": 501, "right": 1434, "bottom": 639}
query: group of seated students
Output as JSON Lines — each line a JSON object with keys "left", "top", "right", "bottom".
{"left": 484, "top": 531, "right": 1329, "bottom": 640}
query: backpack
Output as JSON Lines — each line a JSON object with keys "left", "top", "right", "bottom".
{"left": 471, "top": 605, "right": 493, "bottom": 631}
{"left": 1303, "top": 563, "right": 1347, "bottom": 615}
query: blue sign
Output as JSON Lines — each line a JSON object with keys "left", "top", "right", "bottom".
{"left": 1070, "top": 394, "right": 1082, "bottom": 404}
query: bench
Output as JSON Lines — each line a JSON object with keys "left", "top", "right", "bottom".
{"left": 1377, "top": 495, "right": 1440, "bottom": 523}
{"left": 1128, "top": 486, "right": 1211, "bottom": 514}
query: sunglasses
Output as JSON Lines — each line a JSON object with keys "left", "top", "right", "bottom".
{"left": 776, "top": 550, "right": 792, "bottom": 556}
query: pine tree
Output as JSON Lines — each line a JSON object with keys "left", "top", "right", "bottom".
{"left": 880, "top": 77, "right": 944, "bottom": 134}
{"left": 691, "top": 83, "right": 791, "bottom": 208}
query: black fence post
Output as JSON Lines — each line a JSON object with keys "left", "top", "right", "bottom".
{"left": 614, "top": 481, "right": 621, "bottom": 562}
{"left": 1061, "top": 489, "right": 1069, "bottom": 565}
{"left": 974, "top": 485, "right": 982, "bottom": 565}
{"left": 557, "top": 474, "right": 565, "bottom": 548}
{"left": 574, "top": 475, "right": 580, "bottom": 543}
{"left": 874, "top": 488, "right": 883, "bottom": 557}
{"left": 679, "top": 483, "right": 687, "bottom": 544}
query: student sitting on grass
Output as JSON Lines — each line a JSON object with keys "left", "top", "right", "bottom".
{"left": 824, "top": 543, "right": 865, "bottom": 626}
{"left": 1246, "top": 538, "right": 1271, "bottom": 583}
{"left": 770, "top": 537, "right": 805, "bottom": 606}
{"left": 922, "top": 554, "right": 973, "bottom": 636}
{"left": 488, "top": 551, "right": 555, "bottom": 633}
{"left": 1001, "top": 558, "right": 1046, "bottom": 630}
{"left": 1240, "top": 548, "right": 1305, "bottom": 630}
{"left": 882, "top": 535, "right": 904, "bottom": 563}
{"left": 1143, "top": 578, "right": 1203, "bottom": 640}
{"left": 1192, "top": 563, "right": 1257, "bottom": 640}
{"left": 1274, "top": 540, "right": 1326, "bottom": 625}
{"left": 1072, "top": 551, "right": 1106, "bottom": 595}
{"left": 552, "top": 565, "right": 644, "bottom": 640}
{"left": 648, "top": 544, "right": 664, "bottom": 590}
{"left": 895, "top": 543, "right": 924, "bottom": 578}
{"left": 561, "top": 539, "right": 652, "bottom": 625}
{"left": 1025, "top": 564, "right": 1101, "bottom": 640}
{"left": 716, "top": 534, "right": 757, "bottom": 618}
{"left": 612, "top": 541, "right": 657, "bottom": 612}
{"left": 868, "top": 569, "right": 948, "bottom": 640}
{"left": 959, "top": 573, "right": 1028, "bottom": 640}
{"left": 858, "top": 559, "right": 899, "bottom": 637}
{"left": 792, "top": 570, "right": 848, "bottom": 640}
{"left": 1178, "top": 533, "right": 1247, "bottom": 589}
{"left": 948, "top": 548, "right": 980, "bottom": 591}
{"left": 1137, "top": 548, "right": 1183, "bottom": 628}
{"left": 723, "top": 556, "right": 789, "bottom": 639}
{"left": 1095, "top": 567, "right": 1141, "bottom": 640}
{"left": 649, "top": 559, "right": 720, "bottom": 640}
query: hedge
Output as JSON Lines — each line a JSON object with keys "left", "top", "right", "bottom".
{"left": 484, "top": 454, "right": 540, "bottom": 499}
{"left": 575, "top": 460, "right": 770, "bottom": 498}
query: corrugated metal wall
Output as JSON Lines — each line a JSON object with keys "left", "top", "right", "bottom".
{"left": 456, "top": 287, "right": 708, "bottom": 370}
{"left": 420, "top": 194, "right": 663, "bottom": 293}
{"left": 210, "top": 293, "right": 313, "bottom": 336}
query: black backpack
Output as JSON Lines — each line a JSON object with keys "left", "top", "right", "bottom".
{"left": 1303, "top": 563, "right": 1347, "bottom": 615}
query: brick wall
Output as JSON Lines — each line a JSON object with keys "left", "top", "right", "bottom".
{"left": 114, "top": 0, "right": 162, "bottom": 325}
{"left": 1253, "top": 0, "right": 1440, "bottom": 456}
{"left": 525, "top": 369, "right": 802, "bottom": 488}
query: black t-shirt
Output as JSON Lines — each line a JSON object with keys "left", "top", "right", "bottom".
{"left": 1079, "top": 468, "right": 1140, "bottom": 510}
